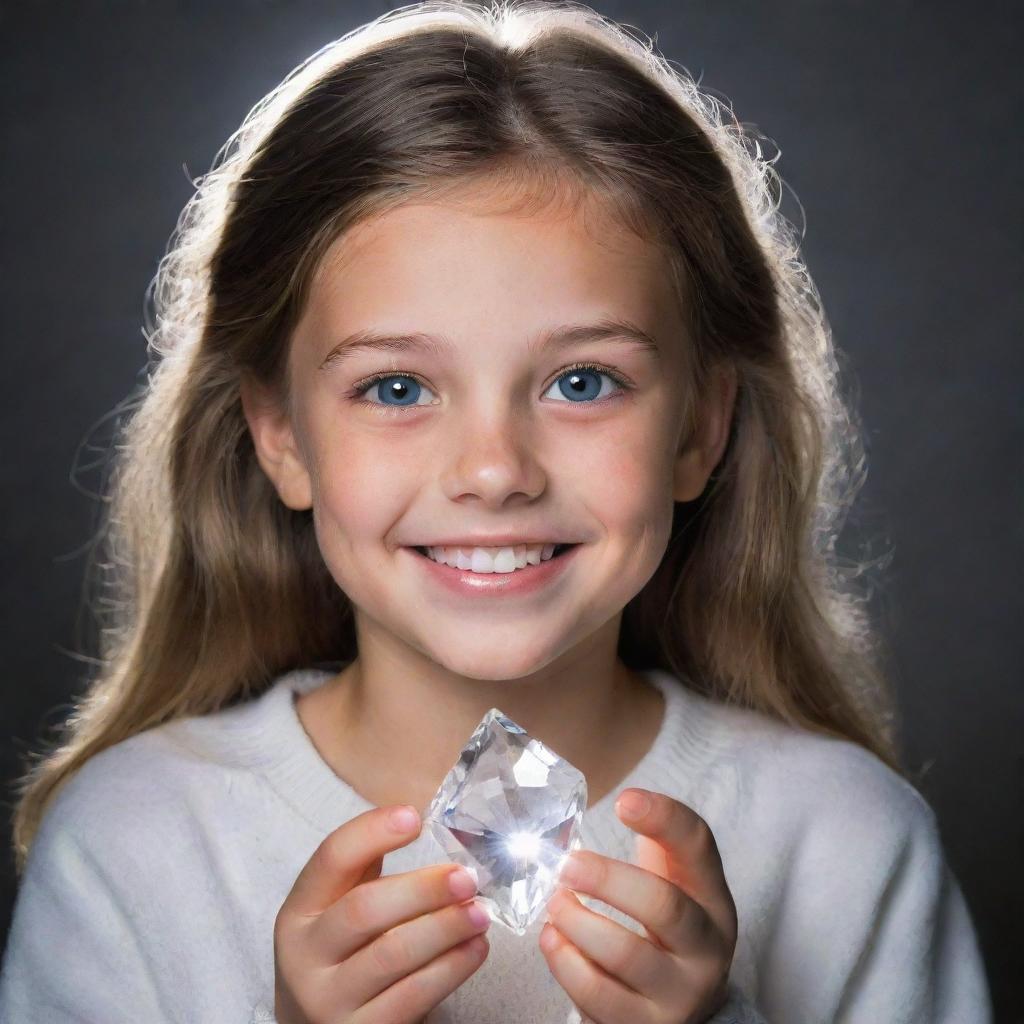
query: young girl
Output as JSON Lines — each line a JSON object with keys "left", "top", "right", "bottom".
{"left": 0, "top": 2, "right": 992, "bottom": 1022}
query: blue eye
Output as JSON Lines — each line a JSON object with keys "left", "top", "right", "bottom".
{"left": 354, "top": 374, "right": 438, "bottom": 408}
{"left": 543, "top": 365, "right": 626, "bottom": 403}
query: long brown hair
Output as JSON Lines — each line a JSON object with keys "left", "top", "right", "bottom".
{"left": 9, "top": 0, "right": 906, "bottom": 877}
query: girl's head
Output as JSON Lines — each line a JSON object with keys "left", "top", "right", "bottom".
{"left": 240, "top": 177, "right": 737, "bottom": 682}
{"left": 10, "top": 0, "right": 904, "bottom": 873}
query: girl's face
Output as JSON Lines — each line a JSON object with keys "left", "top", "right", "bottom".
{"left": 244, "top": 189, "right": 733, "bottom": 681}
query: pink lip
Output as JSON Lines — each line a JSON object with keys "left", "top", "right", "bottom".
{"left": 405, "top": 544, "right": 581, "bottom": 597}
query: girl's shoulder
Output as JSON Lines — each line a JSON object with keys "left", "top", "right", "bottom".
{"left": 35, "top": 720, "right": 232, "bottom": 863}
{"left": 665, "top": 673, "right": 937, "bottom": 841}
{"left": 35, "top": 671, "right": 316, "bottom": 853}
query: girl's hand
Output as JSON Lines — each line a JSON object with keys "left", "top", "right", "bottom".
{"left": 273, "top": 804, "right": 491, "bottom": 1024}
{"left": 540, "top": 788, "right": 737, "bottom": 1024}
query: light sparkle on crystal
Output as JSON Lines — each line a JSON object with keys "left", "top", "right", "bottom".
{"left": 506, "top": 832, "right": 542, "bottom": 858}
{"left": 425, "top": 707, "right": 587, "bottom": 936}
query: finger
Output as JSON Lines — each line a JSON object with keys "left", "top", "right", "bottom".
{"left": 284, "top": 804, "right": 423, "bottom": 919}
{"left": 556, "top": 847, "right": 712, "bottom": 957}
{"left": 616, "top": 789, "right": 737, "bottom": 946}
{"left": 312, "top": 860, "right": 481, "bottom": 962}
{"left": 351, "top": 932, "right": 490, "bottom": 1024}
{"left": 539, "top": 919, "right": 655, "bottom": 1024}
{"left": 339, "top": 894, "right": 491, "bottom": 1007}
{"left": 544, "top": 887, "right": 667, "bottom": 999}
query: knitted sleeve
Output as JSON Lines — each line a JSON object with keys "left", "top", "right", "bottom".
{"left": 829, "top": 800, "right": 993, "bottom": 1023}
{"left": 0, "top": 815, "right": 168, "bottom": 1022}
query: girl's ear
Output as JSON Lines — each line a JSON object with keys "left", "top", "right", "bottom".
{"left": 239, "top": 374, "right": 314, "bottom": 511}
{"left": 672, "top": 363, "right": 738, "bottom": 503}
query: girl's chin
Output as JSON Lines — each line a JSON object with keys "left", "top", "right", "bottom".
{"left": 424, "top": 651, "right": 558, "bottom": 682}
{"left": 402, "top": 635, "right": 572, "bottom": 683}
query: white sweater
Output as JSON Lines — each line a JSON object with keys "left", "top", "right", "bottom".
{"left": 0, "top": 666, "right": 993, "bottom": 1023}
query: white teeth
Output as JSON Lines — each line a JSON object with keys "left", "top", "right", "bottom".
{"left": 425, "top": 543, "right": 564, "bottom": 573}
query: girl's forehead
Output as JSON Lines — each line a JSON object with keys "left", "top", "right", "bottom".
{"left": 313, "top": 194, "right": 670, "bottom": 296}
{"left": 291, "top": 176, "right": 687, "bottom": 363}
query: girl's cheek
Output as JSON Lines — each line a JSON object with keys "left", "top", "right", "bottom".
{"left": 565, "top": 423, "right": 667, "bottom": 506}
{"left": 316, "top": 459, "right": 399, "bottom": 529}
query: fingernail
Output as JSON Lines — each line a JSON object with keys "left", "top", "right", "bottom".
{"left": 558, "top": 853, "right": 584, "bottom": 886}
{"left": 467, "top": 901, "right": 490, "bottom": 928}
{"left": 448, "top": 867, "right": 477, "bottom": 898}
{"left": 540, "top": 922, "right": 561, "bottom": 953}
{"left": 617, "top": 791, "right": 650, "bottom": 820}
{"left": 389, "top": 805, "right": 420, "bottom": 831}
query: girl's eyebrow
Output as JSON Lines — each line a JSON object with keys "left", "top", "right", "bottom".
{"left": 317, "top": 318, "right": 661, "bottom": 371}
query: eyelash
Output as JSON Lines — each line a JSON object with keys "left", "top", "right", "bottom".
{"left": 348, "top": 361, "right": 633, "bottom": 412}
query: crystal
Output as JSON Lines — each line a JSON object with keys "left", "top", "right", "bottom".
{"left": 425, "top": 707, "right": 587, "bottom": 936}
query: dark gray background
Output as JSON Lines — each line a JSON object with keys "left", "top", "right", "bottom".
{"left": 2, "top": 1, "right": 1020, "bottom": 1018}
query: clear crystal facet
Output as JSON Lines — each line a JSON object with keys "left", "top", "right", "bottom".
{"left": 425, "top": 707, "right": 587, "bottom": 936}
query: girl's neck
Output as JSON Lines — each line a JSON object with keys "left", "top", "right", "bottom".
{"left": 293, "top": 638, "right": 665, "bottom": 816}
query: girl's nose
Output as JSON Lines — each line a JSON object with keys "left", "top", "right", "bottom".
{"left": 439, "top": 417, "right": 547, "bottom": 507}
